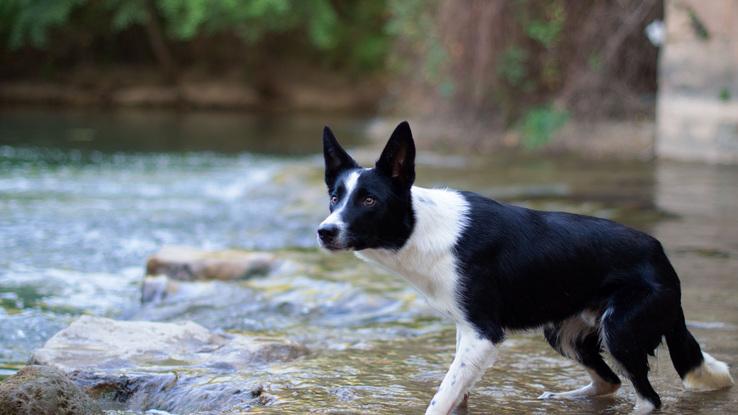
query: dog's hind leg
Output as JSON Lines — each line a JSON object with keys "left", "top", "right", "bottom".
{"left": 425, "top": 324, "right": 498, "bottom": 415}
{"left": 601, "top": 290, "right": 667, "bottom": 414}
{"left": 539, "top": 318, "right": 621, "bottom": 400}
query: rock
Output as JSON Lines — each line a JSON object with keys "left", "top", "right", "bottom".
{"left": 31, "top": 316, "right": 306, "bottom": 372}
{"left": 140, "top": 275, "right": 177, "bottom": 304}
{"left": 0, "top": 365, "right": 102, "bottom": 415}
{"left": 145, "top": 246, "right": 277, "bottom": 281}
{"left": 66, "top": 371, "right": 276, "bottom": 414}
{"left": 30, "top": 316, "right": 306, "bottom": 413}
{"left": 139, "top": 274, "right": 258, "bottom": 306}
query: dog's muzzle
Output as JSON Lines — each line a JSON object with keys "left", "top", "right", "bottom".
{"left": 317, "top": 224, "right": 341, "bottom": 250}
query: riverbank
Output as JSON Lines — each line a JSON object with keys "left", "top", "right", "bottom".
{"left": 0, "top": 64, "right": 383, "bottom": 113}
{"left": 0, "top": 99, "right": 655, "bottom": 162}
{"left": 366, "top": 117, "right": 655, "bottom": 161}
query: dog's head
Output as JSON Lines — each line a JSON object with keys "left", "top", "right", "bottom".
{"left": 317, "top": 121, "right": 416, "bottom": 251}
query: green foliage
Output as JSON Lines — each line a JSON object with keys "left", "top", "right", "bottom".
{"left": 588, "top": 52, "right": 602, "bottom": 72}
{"left": 493, "top": 0, "right": 567, "bottom": 124}
{"left": 0, "top": 0, "right": 83, "bottom": 49}
{"left": 304, "top": 0, "right": 338, "bottom": 49}
{"left": 523, "top": 1, "right": 565, "bottom": 49}
{"left": 324, "top": 1, "right": 390, "bottom": 72}
{"left": 519, "top": 105, "right": 569, "bottom": 149}
{"left": 0, "top": 0, "right": 391, "bottom": 73}
{"left": 719, "top": 88, "right": 731, "bottom": 102}
{"left": 108, "top": 0, "right": 147, "bottom": 32}
{"left": 158, "top": 0, "right": 209, "bottom": 40}
{"left": 687, "top": 7, "right": 709, "bottom": 41}
{"left": 386, "top": 0, "right": 450, "bottom": 90}
{"left": 497, "top": 46, "right": 529, "bottom": 87}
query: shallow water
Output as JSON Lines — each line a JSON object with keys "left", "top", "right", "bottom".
{"left": 1, "top": 109, "right": 737, "bottom": 413}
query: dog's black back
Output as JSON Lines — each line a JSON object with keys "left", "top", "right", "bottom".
{"left": 456, "top": 192, "right": 679, "bottom": 340}
{"left": 319, "top": 121, "right": 733, "bottom": 413}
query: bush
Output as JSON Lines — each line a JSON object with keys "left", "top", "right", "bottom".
{"left": 0, "top": 0, "right": 391, "bottom": 74}
{"left": 519, "top": 105, "right": 569, "bottom": 149}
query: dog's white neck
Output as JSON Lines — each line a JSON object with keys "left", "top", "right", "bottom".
{"left": 356, "top": 186, "right": 470, "bottom": 320}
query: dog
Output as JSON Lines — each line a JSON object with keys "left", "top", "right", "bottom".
{"left": 317, "top": 121, "right": 733, "bottom": 414}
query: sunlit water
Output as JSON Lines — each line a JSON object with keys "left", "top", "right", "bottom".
{"left": 1, "top": 109, "right": 737, "bottom": 413}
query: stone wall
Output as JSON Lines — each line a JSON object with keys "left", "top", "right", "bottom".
{"left": 657, "top": 0, "right": 738, "bottom": 163}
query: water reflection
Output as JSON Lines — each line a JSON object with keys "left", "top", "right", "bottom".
{"left": 0, "top": 109, "right": 367, "bottom": 155}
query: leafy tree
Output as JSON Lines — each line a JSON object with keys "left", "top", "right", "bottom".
{"left": 0, "top": 0, "right": 390, "bottom": 74}
{"left": 1, "top": 0, "right": 83, "bottom": 49}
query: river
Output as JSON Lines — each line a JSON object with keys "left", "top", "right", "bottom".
{"left": 1, "top": 109, "right": 736, "bottom": 414}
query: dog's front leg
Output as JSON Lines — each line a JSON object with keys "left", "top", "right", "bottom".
{"left": 425, "top": 324, "right": 498, "bottom": 415}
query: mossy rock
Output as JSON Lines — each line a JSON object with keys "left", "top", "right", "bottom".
{"left": 0, "top": 365, "right": 101, "bottom": 415}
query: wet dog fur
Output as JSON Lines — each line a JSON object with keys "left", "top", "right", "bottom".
{"left": 317, "top": 121, "right": 733, "bottom": 414}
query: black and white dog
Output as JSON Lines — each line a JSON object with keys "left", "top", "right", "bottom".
{"left": 317, "top": 121, "right": 733, "bottom": 414}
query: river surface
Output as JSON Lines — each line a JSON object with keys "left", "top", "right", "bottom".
{"left": 1, "top": 109, "right": 737, "bottom": 414}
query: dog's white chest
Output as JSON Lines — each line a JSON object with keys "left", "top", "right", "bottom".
{"left": 358, "top": 248, "right": 461, "bottom": 320}
{"left": 356, "top": 186, "right": 470, "bottom": 321}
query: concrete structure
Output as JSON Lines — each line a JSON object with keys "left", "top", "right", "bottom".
{"left": 657, "top": 0, "right": 738, "bottom": 163}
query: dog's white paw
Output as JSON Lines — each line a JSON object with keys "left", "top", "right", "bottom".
{"left": 538, "top": 391, "right": 558, "bottom": 400}
{"left": 632, "top": 399, "right": 656, "bottom": 414}
{"left": 538, "top": 381, "right": 620, "bottom": 400}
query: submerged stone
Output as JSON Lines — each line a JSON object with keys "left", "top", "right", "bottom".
{"left": 145, "top": 246, "right": 277, "bottom": 281}
{"left": 0, "top": 365, "right": 102, "bottom": 415}
{"left": 29, "top": 316, "right": 306, "bottom": 413}
{"left": 67, "top": 371, "right": 276, "bottom": 413}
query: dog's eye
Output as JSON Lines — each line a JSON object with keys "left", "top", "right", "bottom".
{"left": 330, "top": 195, "right": 338, "bottom": 205}
{"left": 362, "top": 196, "right": 376, "bottom": 207}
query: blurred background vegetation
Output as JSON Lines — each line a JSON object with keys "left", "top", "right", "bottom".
{"left": 0, "top": 0, "right": 662, "bottom": 149}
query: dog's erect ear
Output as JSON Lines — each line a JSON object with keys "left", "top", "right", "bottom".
{"left": 375, "top": 121, "right": 415, "bottom": 188}
{"left": 323, "top": 126, "right": 358, "bottom": 187}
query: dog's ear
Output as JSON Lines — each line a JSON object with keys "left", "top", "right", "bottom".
{"left": 323, "top": 126, "right": 358, "bottom": 188}
{"left": 376, "top": 121, "right": 415, "bottom": 188}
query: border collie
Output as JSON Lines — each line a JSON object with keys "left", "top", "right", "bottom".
{"left": 317, "top": 121, "right": 733, "bottom": 414}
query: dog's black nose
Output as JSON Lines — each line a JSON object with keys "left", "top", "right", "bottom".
{"left": 317, "top": 224, "right": 339, "bottom": 243}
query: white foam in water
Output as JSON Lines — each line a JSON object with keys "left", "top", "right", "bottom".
{"left": 0, "top": 309, "right": 71, "bottom": 364}
{"left": 3, "top": 266, "right": 141, "bottom": 316}
{"left": 1, "top": 146, "right": 351, "bottom": 367}
{"left": 203, "top": 167, "right": 275, "bottom": 201}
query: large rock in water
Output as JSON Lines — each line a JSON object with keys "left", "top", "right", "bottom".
{"left": 30, "top": 316, "right": 307, "bottom": 413}
{"left": 145, "top": 246, "right": 277, "bottom": 281}
{"left": 0, "top": 365, "right": 101, "bottom": 415}
{"left": 142, "top": 246, "right": 282, "bottom": 304}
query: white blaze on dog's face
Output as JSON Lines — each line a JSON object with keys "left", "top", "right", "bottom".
{"left": 317, "top": 169, "right": 361, "bottom": 249}
{"left": 317, "top": 122, "right": 416, "bottom": 251}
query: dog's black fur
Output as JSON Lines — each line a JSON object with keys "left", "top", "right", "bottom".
{"left": 321, "top": 124, "right": 416, "bottom": 251}
{"left": 454, "top": 191, "right": 702, "bottom": 407}
{"left": 319, "top": 122, "right": 731, "bottom": 412}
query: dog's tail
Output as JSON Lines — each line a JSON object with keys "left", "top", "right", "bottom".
{"left": 665, "top": 309, "right": 734, "bottom": 391}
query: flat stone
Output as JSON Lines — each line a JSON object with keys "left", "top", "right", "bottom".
{"left": 31, "top": 316, "right": 305, "bottom": 372}
{"left": 30, "top": 316, "right": 306, "bottom": 413}
{"left": 0, "top": 365, "right": 102, "bottom": 415}
{"left": 145, "top": 246, "right": 277, "bottom": 281}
